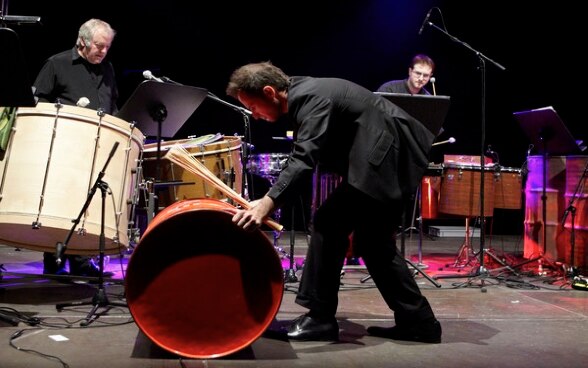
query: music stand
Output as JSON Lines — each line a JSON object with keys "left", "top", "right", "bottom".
{"left": 0, "top": 27, "right": 36, "bottom": 107}
{"left": 375, "top": 92, "right": 450, "bottom": 136}
{"left": 513, "top": 106, "right": 582, "bottom": 272}
{"left": 372, "top": 93, "right": 450, "bottom": 287}
{"left": 117, "top": 81, "right": 207, "bottom": 217}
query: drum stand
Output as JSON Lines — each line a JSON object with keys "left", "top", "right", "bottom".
{"left": 446, "top": 218, "right": 477, "bottom": 268}
{"left": 54, "top": 143, "right": 127, "bottom": 326}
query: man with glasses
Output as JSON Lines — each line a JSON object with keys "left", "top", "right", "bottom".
{"left": 377, "top": 54, "right": 435, "bottom": 95}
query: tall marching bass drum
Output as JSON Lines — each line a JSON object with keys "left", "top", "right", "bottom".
{"left": 0, "top": 102, "right": 144, "bottom": 255}
{"left": 125, "top": 198, "right": 284, "bottom": 358}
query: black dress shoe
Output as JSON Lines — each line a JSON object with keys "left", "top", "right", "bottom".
{"left": 367, "top": 319, "right": 442, "bottom": 343}
{"left": 286, "top": 313, "right": 339, "bottom": 341}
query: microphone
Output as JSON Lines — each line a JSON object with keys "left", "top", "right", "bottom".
{"left": 143, "top": 70, "right": 164, "bottom": 82}
{"left": 432, "top": 137, "right": 456, "bottom": 146}
{"left": 418, "top": 9, "right": 432, "bottom": 35}
{"left": 429, "top": 77, "right": 437, "bottom": 96}
{"left": 76, "top": 97, "right": 90, "bottom": 107}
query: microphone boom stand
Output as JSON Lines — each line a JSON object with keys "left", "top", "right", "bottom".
{"left": 205, "top": 93, "right": 253, "bottom": 200}
{"left": 55, "top": 142, "right": 127, "bottom": 326}
{"left": 424, "top": 21, "right": 512, "bottom": 283}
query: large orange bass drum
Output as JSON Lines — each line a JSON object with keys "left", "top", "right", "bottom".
{"left": 125, "top": 198, "right": 284, "bottom": 358}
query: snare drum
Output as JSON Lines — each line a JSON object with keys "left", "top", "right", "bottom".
{"left": 438, "top": 163, "right": 495, "bottom": 217}
{"left": 0, "top": 103, "right": 144, "bottom": 255}
{"left": 142, "top": 135, "right": 243, "bottom": 207}
{"left": 493, "top": 166, "right": 522, "bottom": 209}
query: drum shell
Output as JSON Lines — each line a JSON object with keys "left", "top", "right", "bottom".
{"left": 438, "top": 164, "right": 495, "bottom": 217}
{"left": 142, "top": 136, "right": 242, "bottom": 207}
{"left": 523, "top": 156, "right": 567, "bottom": 260}
{"left": 421, "top": 176, "right": 441, "bottom": 219}
{"left": 493, "top": 167, "right": 522, "bottom": 210}
{"left": 0, "top": 103, "right": 144, "bottom": 254}
{"left": 558, "top": 156, "right": 588, "bottom": 269}
{"left": 522, "top": 155, "right": 588, "bottom": 271}
{"left": 125, "top": 198, "right": 284, "bottom": 359}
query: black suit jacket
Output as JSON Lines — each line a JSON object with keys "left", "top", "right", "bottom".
{"left": 267, "top": 76, "right": 435, "bottom": 207}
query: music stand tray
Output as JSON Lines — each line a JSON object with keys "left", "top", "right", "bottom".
{"left": 116, "top": 80, "right": 207, "bottom": 138}
{"left": 375, "top": 92, "right": 451, "bottom": 136}
{"left": 514, "top": 106, "right": 583, "bottom": 155}
{"left": 0, "top": 27, "right": 36, "bottom": 107}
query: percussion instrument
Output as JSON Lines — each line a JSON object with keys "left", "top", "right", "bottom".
{"left": 561, "top": 156, "right": 588, "bottom": 268}
{"left": 142, "top": 135, "right": 242, "bottom": 207}
{"left": 125, "top": 198, "right": 284, "bottom": 358}
{"left": 493, "top": 166, "right": 523, "bottom": 210}
{"left": 523, "top": 155, "right": 588, "bottom": 270}
{"left": 420, "top": 164, "right": 443, "bottom": 219}
{"left": 523, "top": 156, "right": 567, "bottom": 260}
{"left": 247, "top": 153, "right": 289, "bottom": 183}
{"left": 0, "top": 103, "right": 144, "bottom": 255}
{"left": 438, "top": 163, "right": 495, "bottom": 217}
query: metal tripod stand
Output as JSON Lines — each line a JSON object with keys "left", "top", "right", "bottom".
{"left": 55, "top": 143, "right": 127, "bottom": 326}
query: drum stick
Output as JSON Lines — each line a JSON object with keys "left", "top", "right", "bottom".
{"left": 432, "top": 137, "right": 456, "bottom": 146}
{"left": 165, "top": 145, "right": 284, "bottom": 232}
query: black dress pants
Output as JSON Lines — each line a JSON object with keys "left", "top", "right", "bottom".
{"left": 295, "top": 183, "right": 436, "bottom": 325}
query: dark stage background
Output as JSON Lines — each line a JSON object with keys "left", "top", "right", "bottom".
{"left": 3, "top": 1, "right": 584, "bottom": 234}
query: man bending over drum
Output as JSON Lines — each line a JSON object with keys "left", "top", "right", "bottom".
{"left": 226, "top": 61, "right": 442, "bottom": 343}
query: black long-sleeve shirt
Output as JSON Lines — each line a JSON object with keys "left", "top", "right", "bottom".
{"left": 33, "top": 47, "right": 119, "bottom": 115}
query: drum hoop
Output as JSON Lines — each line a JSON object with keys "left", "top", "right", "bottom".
{"left": 143, "top": 136, "right": 241, "bottom": 155}
{"left": 16, "top": 109, "right": 145, "bottom": 148}
{"left": 497, "top": 166, "right": 522, "bottom": 174}
{"left": 443, "top": 163, "right": 497, "bottom": 171}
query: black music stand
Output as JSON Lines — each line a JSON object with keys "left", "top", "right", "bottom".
{"left": 375, "top": 93, "right": 450, "bottom": 136}
{"left": 513, "top": 106, "right": 583, "bottom": 272}
{"left": 364, "top": 93, "right": 451, "bottom": 287}
{"left": 0, "top": 27, "right": 36, "bottom": 107}
{"left": 117, "top": 81, "right": 207, "bottom": 218}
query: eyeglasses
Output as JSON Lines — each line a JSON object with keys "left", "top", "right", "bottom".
{"left": 411, "top": 70, "right": 431, "bottom": 79}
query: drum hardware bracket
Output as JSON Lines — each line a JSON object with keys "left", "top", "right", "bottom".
{"left": 54, "top": 142, "right": 127, "bottom": 325}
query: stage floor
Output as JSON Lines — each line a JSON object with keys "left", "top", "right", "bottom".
{"left": 1, "top": 231, "right": 587, "bottom": 368}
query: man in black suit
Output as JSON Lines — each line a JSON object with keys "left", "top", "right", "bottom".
{"left": 227, "top": 61, "right": 441, "bottom": 343}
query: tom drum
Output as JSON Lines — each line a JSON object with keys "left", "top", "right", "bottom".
{"left": 142, "top": 135, "right": 242, "bottom": 207}
{"left": 438, "top": 163, "right": 495, "bottom": 217}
